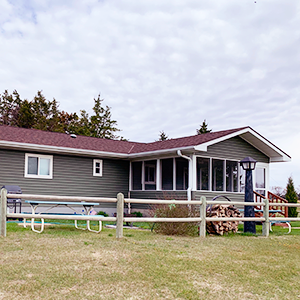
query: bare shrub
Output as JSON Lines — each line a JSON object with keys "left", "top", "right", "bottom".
{"left": 151, "top": 204, "right": 199, "bottom": 236}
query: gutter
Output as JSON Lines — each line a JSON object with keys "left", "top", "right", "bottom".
{"left": 177, "top": 150, "right": 192, "bottom": 201}
{"left": 0, "top": 141, "right": 128, "bottom": 159}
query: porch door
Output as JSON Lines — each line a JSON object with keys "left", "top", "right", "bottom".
{"left": 254, "top": 163, "right": 269, "bottom": 196}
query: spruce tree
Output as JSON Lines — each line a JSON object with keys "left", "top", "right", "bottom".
{"left": 196, "top": 120, "right": 212, "bottom": 134}
{"left": 285, "top": 177, "right": 298, "bottom": 217}
{"left": 90, "top": 95, "right": 120, "bottom": 139}
{"left": 158, "top": 130, "right": 168, "bottom": 141}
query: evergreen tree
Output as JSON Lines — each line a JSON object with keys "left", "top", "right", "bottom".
{"left": 0, "top": 90, "right": 123, "bottom": 140}
{"left": 31, "top": 91, "right": 61, "bottom": 132}
{"left": 285, "top": 177, "right": 298, "bottom": 217}
{"left": 75, "top": 110, "right": 92, "bottom": 136}
{"left": 90, "top": 95, "right": 120, "bottom": 139}
{"left": 59, "top": 111, "right": 79, "bottom": 134}
{"left": 0, "top": 90, "right": 21, "bottom": 126}
{"left": 197, "top": 120, "right": 212, "bottom": 135}
{"left": 158, "top": 130, "right": 168, "bottom": 141}
{"left": 16, "top": 100, "right": 34, "bottom": 128}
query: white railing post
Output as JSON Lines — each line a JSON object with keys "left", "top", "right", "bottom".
{"left": 0, "top": 188, "right": 7, "bottom": 237}
{"left": 116, "top": 193, "right": 124, "bottom": 239}
{"left": 199, "top": 196, "right": 206, "bottom": 237}
{"left": 262, "top": 197, "right": 269, "bottom": 237}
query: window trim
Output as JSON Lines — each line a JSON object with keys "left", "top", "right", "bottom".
{"left": 93, "top": 159, "right": 103, "bottom": 177}
{"left": 24, "top": 153, "right": 53, "bottom": 179}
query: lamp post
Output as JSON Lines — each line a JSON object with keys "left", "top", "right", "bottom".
{"left": 240, "top": 156, "right": 257, "bottom": 234}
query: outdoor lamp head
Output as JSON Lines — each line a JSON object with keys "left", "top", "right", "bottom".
{"left": 239, "top": 157, "right": 257, "bottom": 171}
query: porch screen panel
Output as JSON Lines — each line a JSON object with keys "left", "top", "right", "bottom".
{"left": 145, "top": 160, "right": 156, "bottom": 190}
{"left": 226, "top": 161, "right": 238, "bottom": 192}
{"left": 255, "top": 167, "right": 266, "bottom": 196}
{"left": 197, "top": 157, "right": 209, "bottom": 190}
{"left": 212, "top": 159, "right": 224, "bottom": 191}
{"left": 162, "top": 158, "right": 173, "bottom": 190}
{"left": 176, "top": 158, "right": 188, "bottom": 190}
{"left": 240, "top": 167, "right": 245, "bottom": 193}
{"left": 132, "top": 161, "right": 142, "bottom": 190}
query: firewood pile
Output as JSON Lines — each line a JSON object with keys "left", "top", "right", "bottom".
{"left": 206, "top": 204, "right": 241, "bottom": 235}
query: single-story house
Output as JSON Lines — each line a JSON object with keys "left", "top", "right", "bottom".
{"left": 0, "top": 125, "right": 290, "bottom": 211}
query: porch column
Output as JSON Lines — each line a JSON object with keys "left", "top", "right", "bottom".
{"left": 192, "top": 155, "right": 197, "bottom": 192}
{"left": 142, "top": 161, "right": 145, "bottom": 191}
{"left": 173, "top": 158, "right": 176, "bottom": 191}
{"left": 156, "top": 159, "right": 161, "bottom": 190}
{"left": 129, "top": 161, "right": 132, "bottom": 191}
{"left": 209, "top": 158, "right": 212, "bottom": 191}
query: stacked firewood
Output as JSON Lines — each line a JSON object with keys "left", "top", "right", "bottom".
{"left": 206, "top": 204, "right": 241, "bottom": 235}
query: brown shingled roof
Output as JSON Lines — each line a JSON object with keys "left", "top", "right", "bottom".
{"left": 0, "top": 125, "right": 140, "bottom": 154}
{"left": 129, "top": 127, "right": 248, "bottom": 153}
{"left": 0, "top": 125, "right": 248, "bottom": 155}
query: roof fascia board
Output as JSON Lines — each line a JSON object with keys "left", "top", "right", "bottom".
{"left": 0, "top": 141, "right": 128, "bottom": 159}
{"left": 127, "top": 146, "right": 196, "bottom": 159}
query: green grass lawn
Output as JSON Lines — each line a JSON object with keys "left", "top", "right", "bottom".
{"left": 1, "top": 222, "right": 300, "bottom": 300}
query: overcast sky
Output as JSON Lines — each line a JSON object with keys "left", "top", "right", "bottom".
{"left": 1, "top": 0, "right": 300, "bottom": 189}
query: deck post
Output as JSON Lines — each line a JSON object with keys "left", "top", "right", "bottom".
{"left": 116, "top": 193, "right": 124, "bottom": 239}
{"left": 0, "top": 188, "right": 7, "bottom": 237}
{"left": 262, "top": 197, "right": 270, "bottom": 237}
{"left": 199, "top": 196, "right": 206, "bottom": 238}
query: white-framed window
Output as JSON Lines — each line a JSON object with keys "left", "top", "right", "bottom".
{"left": 93, "top": 159, "right": 103, "bottom": 177}
{"left": 24, "top": 153, "right": 53, "bottom": 179}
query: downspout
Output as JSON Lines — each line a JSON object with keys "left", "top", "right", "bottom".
{"left": 177, "top": 150, "right": 192, "bottom": 201}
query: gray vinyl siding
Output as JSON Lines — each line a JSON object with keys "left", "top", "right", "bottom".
{"left": 130, "top": 190, "right": 189, "bottom": 200}
{"left": 199, "top": 136, "right": 269, "bottom": 163}
{"left": 0, "top": 149, "right": 129, "bottom": 201}
{"left": 129, "top": 191, "right": 245, "bottom": 210}
{"left": 194, "top": 191, "right": 244, "bottom": 202}
{"left": 130, "top": 190, "right": 244, "bottom": 202}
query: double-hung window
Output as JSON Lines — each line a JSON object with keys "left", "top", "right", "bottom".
{"left": 93, "top": 159, "right": 103, "bottom": 177}
{"left": 25, "top": 154, "right": 53, "bottom": 179}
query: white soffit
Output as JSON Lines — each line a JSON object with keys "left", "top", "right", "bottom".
{"left": 239, "top": 131, "right": 291, "bottom": 162}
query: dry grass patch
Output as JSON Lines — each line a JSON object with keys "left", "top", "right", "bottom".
{"left": 1, "top": 223, "right": 300, "bottom": 299}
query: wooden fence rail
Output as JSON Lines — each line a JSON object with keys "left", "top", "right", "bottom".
{"left": 1, "top": 189, "right": 300, "bottom": 239}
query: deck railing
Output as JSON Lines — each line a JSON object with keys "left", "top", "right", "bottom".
{"left": 254, "top": 191, "right": 288, "bottom": 217}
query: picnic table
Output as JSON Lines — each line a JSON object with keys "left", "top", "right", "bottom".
{"left": 23, "top": 200, "right": 101, "bottom": 233}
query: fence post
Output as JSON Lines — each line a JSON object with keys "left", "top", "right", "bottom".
{"left": 262, "top": 197, "right": 269, "bottom": 237}
{"left": 0, "top": 188, "right": 7, "bottom": 237}
{"left": 116, "top": 193, "right": 124, "bottom": 239}
{"left": 199, "top": 196, "right": 206, "bottom": 238}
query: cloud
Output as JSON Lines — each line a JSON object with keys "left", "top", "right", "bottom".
{"left": 0, "top": 0, "right": 299, "bottom": 187}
